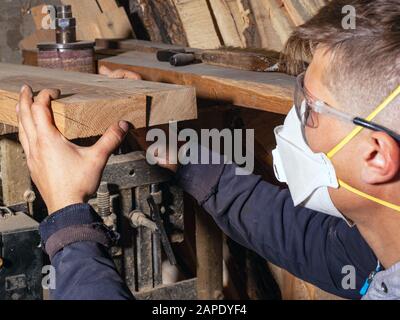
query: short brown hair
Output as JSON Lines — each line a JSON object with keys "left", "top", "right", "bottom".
{"left": 284, "top": 0, "right": 400, "bottom": 130}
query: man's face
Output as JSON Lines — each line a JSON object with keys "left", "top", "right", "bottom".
{"left": 302, "top": 48, "right": 377, "bottom": 215}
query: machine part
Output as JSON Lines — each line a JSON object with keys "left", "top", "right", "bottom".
{"left": 96, "top": 182, "right": 118, "bottom": 231}
{"left": 150, "top": 184, "right": 162, "bottom": 205}
{"left": 23, "top": 190, "right": 36, "bottom": 216}
{"left": 0, "top": 212, "right": 42, "bottom": 300}
{"left": 99, "top": 151, "right": 186, "bottom": 295}
{"left": 55, "top": 5, "right": 76, "bottom": 45}
{"left": 129, "top": 210, "right": 158, "bottom": 232}
{"left": 0, "top": 206, "right": 14, "bottom": 217}
{"left": 37, "top": 5, "right": 95, "bottom": 73}
{"left": 147, "top": 196, "right": 177, "bottom": 266}
{"left": 102, "top": 152, "right": 172, "bottom": 190}
{"left": 97, "top": 182, "right": 111, "bottom": 217}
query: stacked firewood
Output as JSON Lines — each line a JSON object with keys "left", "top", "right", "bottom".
{"left": 128, "top": 0, "right": 328, "bottom": 51}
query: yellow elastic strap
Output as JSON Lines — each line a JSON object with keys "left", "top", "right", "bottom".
{"left": 326, "top": 85, "right": 400, "bottom": 212}
{"left": 339, "top": 179, "right": 400, "bottom": 212}
{"left": 327, "top": 85, "right": 400, "bottom": 159}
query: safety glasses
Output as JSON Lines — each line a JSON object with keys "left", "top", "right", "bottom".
{"left": 294, "top": 72, "right": 400, "bottom": 143}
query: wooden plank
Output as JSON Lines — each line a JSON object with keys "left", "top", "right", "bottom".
{"left": 97, "top": 7, "right": 134, "bottom": 39}
{"left": 96, "top": 0, "right": 119, "bottom": 12}
{"left": 99, "top": 51, "right": 294, "bottom": 115}
{"left": 0, "top": 63, "right": 196, "bottom": 139}
{"left": 247, "top": 0, "right": 283, "bottom": 51}
{"left": 61, "top": 0, "right": 133, "bottom": 40}
{"left": 172, "top": 0, "right": 221, "bottom": 49}
{"left": 282, "top": 0, "right": 326, "bottom": 26}
{"left": 208, "top": 0, "right": 246, "bottom": 47}
{"left": 261, "top": 0, "right": 295, "bottom": 48}
{"left": 195, "top": 204, "right": 223, "bottom": 300}
{"left": 62, "top": 0, "right": 102, "bottom": 40}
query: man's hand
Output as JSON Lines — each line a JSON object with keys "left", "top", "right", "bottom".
{"left": 17, "top": 85, "right": 129, "bottom": 214}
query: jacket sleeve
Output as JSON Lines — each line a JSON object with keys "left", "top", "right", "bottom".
{"left": 175, "top": 145, "right": 377, "bottom": 300}
{"left": 39, "top": 204, "right": 133, "bottom": 300}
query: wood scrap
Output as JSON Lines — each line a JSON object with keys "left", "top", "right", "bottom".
{"left": 0, "top": 63, "right": 196, "bottom": 139}
{"left": 172, "top": 0, "right": 221, "bottom": 49}
{"left": 99, "top": 51, "right": 294, "bottom": 115}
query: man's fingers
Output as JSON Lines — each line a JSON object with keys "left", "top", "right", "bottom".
{"left": 91, "top": 121, "right": 130, "bottom": 162}
{"left": 31, "top": 89, "right": 60, "bottom": 134}
{"left": 17, "top": 107, "right": 30, "bottom": 158}
{"left": 99, "top": 65, "right": 142, "bottom": 80}
{"left": 110, "top": 69, "right": 142, "bottom": 80}
{"left": 99, "top": 65, "right": 112, "bottom": 76}
{"left": 18, "top": 85, "right": 36, "bottom": 143}
{"left": 34, "top": 88, "right": 60, "bottom": 105}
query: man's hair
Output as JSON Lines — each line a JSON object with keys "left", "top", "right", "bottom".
{"left": 283, "top": 0, "right": 400, "bottom": 131}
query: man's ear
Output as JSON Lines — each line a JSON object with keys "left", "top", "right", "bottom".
{"left": 361, "top": 131, "right": 400, "bottom": 184}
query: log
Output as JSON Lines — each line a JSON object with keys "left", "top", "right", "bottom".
{"left": 99, "top": 51, "right": 295, "bottom": 115}
{"left": 0, "top": 63, "right": 196, "bottom": 139}
{"left": 130, "top": 0, "right": 188, "bottom": 46}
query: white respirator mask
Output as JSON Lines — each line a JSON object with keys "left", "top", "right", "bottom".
{"left": 272, "top": 106, "right": 346, "bottom": 220}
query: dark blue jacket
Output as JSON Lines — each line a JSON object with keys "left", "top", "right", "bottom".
{"left": 39, "top": 154, "right": 377, "bottom": 300}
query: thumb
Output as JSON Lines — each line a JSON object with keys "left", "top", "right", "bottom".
{"left": 92, "top": 121, "right": 130, "bottom": 159}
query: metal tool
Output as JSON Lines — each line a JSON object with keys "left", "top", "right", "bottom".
{"left": 37, "top": 5, "right": 95, "bottom": 73}
{"left": 147, "top": 195, "right": 177, "bottom": 266}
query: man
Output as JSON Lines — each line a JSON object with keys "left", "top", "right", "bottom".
{"left": 16, "top": 0, "right": 399, "bottom": 299}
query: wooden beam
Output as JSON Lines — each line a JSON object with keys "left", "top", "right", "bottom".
{"left": 99, "top": 51, "right": 294, "bottom": 115}
{"left": 0, "top": 63, "right": 196, "bottom": 139}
